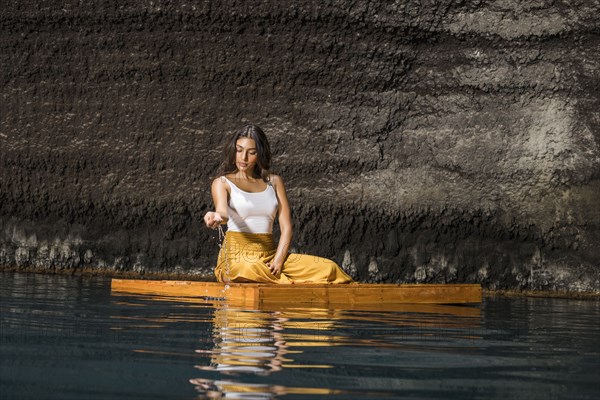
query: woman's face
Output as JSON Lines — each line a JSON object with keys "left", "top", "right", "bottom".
{"left": 235, "top": 137, "right": 258, "bottom": 173}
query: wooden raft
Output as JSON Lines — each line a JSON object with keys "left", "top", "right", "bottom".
{"left": 111, "top": 279, "right": 481, "bottom": 307}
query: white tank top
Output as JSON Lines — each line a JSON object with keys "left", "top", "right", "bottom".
{"left": 222, "top": 176, "right": 279, "bottom": 234}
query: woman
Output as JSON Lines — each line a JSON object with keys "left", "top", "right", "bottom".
{"left": 203, "top": 124, "right": 353, "bottom": 284}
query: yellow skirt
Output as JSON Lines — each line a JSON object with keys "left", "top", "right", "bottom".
{"left": 215, "top": 231, "right": 353, "bottom": 284}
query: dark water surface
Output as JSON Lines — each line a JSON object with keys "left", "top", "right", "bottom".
{"left": 1, "top": 272, "right": 599, "bottom": 399}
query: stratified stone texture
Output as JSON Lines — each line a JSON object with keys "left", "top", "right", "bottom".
{"left": 1, "top": 1, "right": 599, "bottom": 291}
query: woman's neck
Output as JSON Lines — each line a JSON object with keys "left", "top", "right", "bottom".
{"left": 233, "top": 170, "right": 257, "bottom": 181}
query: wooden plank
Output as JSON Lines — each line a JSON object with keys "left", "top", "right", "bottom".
{"left": 110, "top": 279, "right": 261, "bottom": 307}
{"left": 256, "top": 284, "right": 481, "bottom": 305}
{"left": 111, "top": 279, "right": 481, "bottom": 306}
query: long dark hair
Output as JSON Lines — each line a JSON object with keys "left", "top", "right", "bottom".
{"left": 218, "top": 124, "right": 272, "bottom": 182}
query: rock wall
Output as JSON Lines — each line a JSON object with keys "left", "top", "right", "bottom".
{"left": 1, "top": 1, "right": 599, "bottom": 291}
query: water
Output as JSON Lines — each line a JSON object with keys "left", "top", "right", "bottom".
{"left": 1, "top": 272, "right": 599, "bottom": 399}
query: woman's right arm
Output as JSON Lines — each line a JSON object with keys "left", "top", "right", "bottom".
{"left": 204, "top": 177, "right": 229, "bottom": 229}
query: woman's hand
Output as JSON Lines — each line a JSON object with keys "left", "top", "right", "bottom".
{"left": 204, "top": 211, "right": 223, "bottom": 229}
{"left": 267, "top": 259, "right": 283, "bottom": 276}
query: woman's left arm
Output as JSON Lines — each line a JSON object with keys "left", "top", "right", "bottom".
{"left": 268, "top": 175, "right": 292, "bottom": 275}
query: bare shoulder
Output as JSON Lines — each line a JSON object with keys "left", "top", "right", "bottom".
{"left": 269, "top": 174, "right": 285, "bottom": 187}
{"left": 212, "top": 176, "right": 229, "bottom": 190}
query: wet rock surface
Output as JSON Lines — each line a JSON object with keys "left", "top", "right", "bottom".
{"left": 1, "top": 1, "right": 599, "bottom": 291}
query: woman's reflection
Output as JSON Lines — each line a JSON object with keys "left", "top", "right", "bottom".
{"left": 190, "top": 305, "right": 339, "bottom": 398}
{"left": 195, "top": 306, "right": 290, "bottom": 375}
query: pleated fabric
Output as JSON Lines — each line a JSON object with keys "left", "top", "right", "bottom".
{"left": 215, "top": 231, "right": 353, "bottom": 284}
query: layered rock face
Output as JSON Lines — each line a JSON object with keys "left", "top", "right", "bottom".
{"left": 1, "top": 1, "right": 599, "bottom": 291}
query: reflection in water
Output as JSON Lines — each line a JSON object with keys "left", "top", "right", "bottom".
{"left": 188, "top": 304, "right": 482, "bottom": 398}
{"left": 190, "top": 306, "right": 344, "bottom": 398}
{"left": 196, "top": 307, "right": 291, "bottom": 375}
{"left": 189, "top": 378, "right": 342, "bottom": 399}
